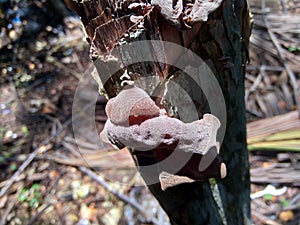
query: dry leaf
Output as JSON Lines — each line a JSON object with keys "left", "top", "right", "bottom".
{"left": 279, "top": 210, "right": 294, "bottom": 222}
{"left": 0, "top": 195, "right": 8, "bottom": 209}
{"left": 80, "top": 203, "right": 97, "bottom": 221}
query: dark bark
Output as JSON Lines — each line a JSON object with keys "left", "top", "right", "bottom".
{"left": 65, "top": 0, "right": 252, "bottom": 224}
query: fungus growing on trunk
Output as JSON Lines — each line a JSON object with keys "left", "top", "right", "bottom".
{"left": 101, "top": 85, "right": 226, "bottom": 190}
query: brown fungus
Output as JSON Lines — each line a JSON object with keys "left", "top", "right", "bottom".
{"left": 102, "top": 85, "right": 226, "bottom": 190}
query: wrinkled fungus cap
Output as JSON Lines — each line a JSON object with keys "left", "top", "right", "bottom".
{"left": 102, "top": 85, "right": 226, "bottom": 189}
{"left": 105, "top": 85, "right": 160, "bottom": 126}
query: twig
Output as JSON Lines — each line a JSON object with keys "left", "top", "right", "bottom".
{"left": 245, "top": 70, "right": 263, "bottom": 100}
{"left": 78, "top": 166, "right": 160, "bottom": 225}
{"left": 284, "top": 202, "right": 300, "bottom": 211}
{"left": 26, "top": 203, "right": 52, "bottom": 225}
{"left": 19, "top": 75, "right": 51, "bottom": 95}
{"left": 0, "top": 187, "right": 23, "bottom": 225}
{"left": 64, "top": 136, "right": 100, "bottom": 151}
{"left": 8, "top": 77, "right": 25, "bottom": 118}
{"left": 263, "top": 16, "right": 300, "bottom": 117}
{"left": 252, "top": 209, "right": 281, "bottom": 225}
{"left": 61, "top": 141, "right": 82, "bottom": 157}
{"left": 246, "top": 65, "right": 285, "bottom": 72}
{"left": 72, "top": 52, "right": 85, "bottom": 72}
{"left": 46, "top": 55, "right": 82, "bottom": 80}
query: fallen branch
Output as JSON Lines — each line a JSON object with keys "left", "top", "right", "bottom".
{"left": 0, "top": 187, "right": 23, "bottom": 225}
{"left": 284, "top": 202, "right": 300, "bottom": 211}
{"left": 263, "top": 15, "right": 300, "bottom": 117}
{"left": 78, "top": 166, "right": 160, "bottom": 225}
{"left": 26, "top": 203, "right": 52, "bottom": 225}
{"left": 38, "top": 148, "right": 134, "bottom": 169}
{"left": 247, "top": 110, "right": 300, "bottom": 152}
{"left": 252, "top": 209, "right": 282, "bottom": 225}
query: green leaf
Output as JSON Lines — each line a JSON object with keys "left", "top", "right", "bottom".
{"left": 31, "top": 183, "right": 40, "bottom": 190}
{"left": 18, "top": 189, "right": 29, "bottom": 202}
{"left": 263, "top": 194, "right": 273, "bottom": 201}
{"left": 9, "top": 163, "right": 17, "bottom": 171}
{"left": 21, "top": 125, "right": 29, "bottom": 135}
{"left": 280, "top": 198, "right": 290, "bottom": 207}
{"left": 288, "top": 46, "right": 299, "bottom": 52}
{"left": 0, "top": 126, "right": 5, "bottom": 140}
{"left": 29, "top": 197, "right": 38, "bottom": 207}
{"left": 288, "top": 46, "right": 297, "bottom": 52}
{"left": 3, "top": 151, "right": 12, "bottom": 158}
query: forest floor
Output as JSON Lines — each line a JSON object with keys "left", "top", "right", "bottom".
{"left": 0, "top": 0, "right": 300, "bottom": 225}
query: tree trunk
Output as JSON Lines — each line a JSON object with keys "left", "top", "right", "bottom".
{"left": 65, "top": 0, "right": 252, "bottom": 224}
